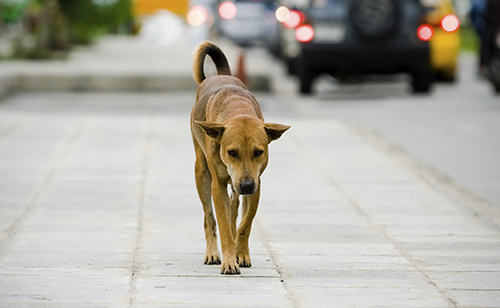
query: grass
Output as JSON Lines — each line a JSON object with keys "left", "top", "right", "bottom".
{"left": 460, "top": 24, "right": 480, "bottom": 54}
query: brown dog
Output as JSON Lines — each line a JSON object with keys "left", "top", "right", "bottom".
{"left": 190, "top": 41, "right": 290, "bottom": 275}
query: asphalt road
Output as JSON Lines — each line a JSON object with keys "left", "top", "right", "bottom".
{"left": 260, "top": 51, "right": 500, "bottom": 208}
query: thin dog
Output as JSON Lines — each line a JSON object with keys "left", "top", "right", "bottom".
{"left": 190, "top": 41, "right": 290, "bottom": 275}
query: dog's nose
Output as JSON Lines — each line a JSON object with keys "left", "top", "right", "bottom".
{"left": 239, "top": 181, "right": 255, "bottom": 195}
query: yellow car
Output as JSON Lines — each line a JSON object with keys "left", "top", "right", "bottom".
{"left": 422, "top": 0, "right": 461, "bottom": 82}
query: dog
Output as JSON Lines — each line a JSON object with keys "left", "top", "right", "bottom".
{"left": 190, "top": 41, "right": 290, "bottom": 274}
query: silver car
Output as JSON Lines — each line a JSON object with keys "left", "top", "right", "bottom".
{"left": 215, "top": 0, "right": 270, "bottom": 46}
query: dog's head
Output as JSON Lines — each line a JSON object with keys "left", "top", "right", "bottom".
{"left": 196, "top": 116, "right": 290, "bottom": 195}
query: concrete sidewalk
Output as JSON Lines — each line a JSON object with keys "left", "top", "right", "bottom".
{"left": 0, "top": 91, "right": 499, "bottom": 307}
{"left": 0, "top": 35, "right": 270, "bottom": 98}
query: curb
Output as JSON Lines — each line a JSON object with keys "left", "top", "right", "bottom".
{"left": 0, "top": 73, "right": 270, "bottom": 99}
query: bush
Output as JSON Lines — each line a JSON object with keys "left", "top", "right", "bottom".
{"left": 57, "top": 0, "right": 131, "bottom": 44}
{"left": 1, "top": 0, "right": 29, "bottom": 24}
{"left": 12, "top": 0, "right": 71, "bottom": 59}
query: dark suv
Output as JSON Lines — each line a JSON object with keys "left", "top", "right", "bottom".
{"left": 280, "top": 0, "right": 433, "bottom": 94}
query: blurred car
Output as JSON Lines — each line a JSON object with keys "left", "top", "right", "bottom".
{"left": 265, "top": 0, "right": 309, "bottom": 58}
{"left": 487, "top": 27, "right": 500, "bottom": 94}
{"left": 214, "top": 0, "right": 272, "bottom": 46}
{"left": 275, "top": 0, "right": 434, "bottom": 94}
{"left": 421, "top": 0, "right": 461, "bottom": 82}
{"left": 134, "top": 0, "right": 189, "bottom": 16}
{"left": 187, "top": 0, "right": 217, "bottom": 27}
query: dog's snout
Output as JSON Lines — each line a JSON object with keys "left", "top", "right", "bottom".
{"left": 239, "top": 181, "right": 255, "bottom": 195}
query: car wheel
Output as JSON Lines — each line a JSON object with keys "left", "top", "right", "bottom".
{"left": 349, "top": 0, "right": 401, "bottom": 41}
{"left": 435, "top": 71, "right": 457, "bottom": 83}
{"left": 298, "top": 68, "right": 315, "bottom": 94}
{"left": 488, "top": 56, "right": 500, "bottom": 94}
{"left": 287, "top": 59, "right": 298, "bottom": 76}
{"left": 299, "top": 75, "right": 314, "bottom": 94}
{"left": 411, "top": 71, "right": 433, "bottom": 94}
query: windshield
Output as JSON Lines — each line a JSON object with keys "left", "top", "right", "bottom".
{"left": 310, "top": 0, "right": 340, "bottom": 8}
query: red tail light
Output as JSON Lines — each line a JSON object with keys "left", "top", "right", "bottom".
{"left": 284, "top": 10, "right": 305, "bottom": 28}
{"left": 296, "top": 25, "right": 314, "bottom": 43}
{"left": 219, "top": 1, "right": 237, "bottom": 20}
{"left": 441, "top": 14, "right": 460, "bottom": 33}
{"left": 417, "top": 24, "right": 434, "bottom": 41}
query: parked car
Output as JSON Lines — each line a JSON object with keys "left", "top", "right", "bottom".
{"left": 421, "top": 0, "right": 461, "bottom": 82}
{"left": 187, "top": 0, "right": 217, "bottom": 28}
{"left": 275, "top": 0, "right": 434, "bottom": 94}
{"left": 214, "top": 0, "right": 271, "bottom": 46}
{"left": 265, "top": 0, "right": 309, "bottom": 58}
{"left": 486, "top": 25, "right": 500, "bottom": 94}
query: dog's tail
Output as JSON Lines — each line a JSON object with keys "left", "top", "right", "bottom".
{"left": 192, "top": 41, "right": 232, "bottom": 84}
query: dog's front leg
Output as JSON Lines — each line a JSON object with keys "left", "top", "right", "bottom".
{"left": 236, "top": 187, "right": 260, "bottom": 268}
{"left": 212, "top": 180, "right": 240, "bottom": 275}
{"left": 229, "top": 189, "right": 240, "bottom": 239}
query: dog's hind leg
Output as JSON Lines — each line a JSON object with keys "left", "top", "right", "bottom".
{"left": 194, "top": 143, "right": 221, "bottom": 265}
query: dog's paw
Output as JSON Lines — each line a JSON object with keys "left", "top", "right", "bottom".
{"left": 237, "top": 253, "right": 252, "bottom": 268}
{"left": 204, "top": 254, "right": 221, "bottom": 265}
{"left": 220, "top": 260, "right": 240, "bottom": 275}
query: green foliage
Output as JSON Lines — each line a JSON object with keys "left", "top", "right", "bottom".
{"left": 460, "top": 24, "right": 480, "bottom": 54}
{"left": 57, "top": 0, "right": 131, "bottom": 44}
{"left": 1, "top": 0, "right": 30, "bottom": 24}
{"left": 10, "top": 0, "right": 71, "bottom": 59}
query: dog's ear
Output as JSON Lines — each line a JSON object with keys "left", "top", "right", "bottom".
{"left": 264, "top": 123, "right": 290, "bottom": 142}
{"left": 196, "top": 121, "right": 225, "bottom": 141}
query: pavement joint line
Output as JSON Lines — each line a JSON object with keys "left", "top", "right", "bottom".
{"left": 128, "top": 116, "right": 154, "bottom": 307}
{"left": 346, "top": 122, "right": 500, "bottom": 231}
{"left": 0, "top": 116, "right": 89, "bottom": 260}
{"left": 255, "top": 218, "right": 298, "bottom": 308}
{"left": 288, "top": 125, "right": 461, "bottom": 308}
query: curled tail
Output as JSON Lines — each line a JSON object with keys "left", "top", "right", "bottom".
{"left": 192, "top": 41, "right": 232, "bottom": 84}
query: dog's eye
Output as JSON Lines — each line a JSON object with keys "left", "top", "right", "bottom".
{"left": 228, "top": 150, "right": 238, "bottom": 158}
{"left": 254, "top": 150, "right": 264, "bottom": 158}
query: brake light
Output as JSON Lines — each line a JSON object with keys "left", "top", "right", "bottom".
{"left": 284, "top": 10, "right": 305, "bottom": 28}
{"left": 187, "top": 6, "right": 208, "bottom": 26}
{"left": 219, "top": 1, "right": 237, "bottom": 20}
{"left": 417, "top": 24, "right": 434, "bottom": 41}
{"left": 441, "top": 14, "right": 460, "bottom": 33}
{"left": 296, "top": 25, "right": 314, "bottom": 43}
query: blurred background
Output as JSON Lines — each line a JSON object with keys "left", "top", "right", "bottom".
{"left": 0, "top": 0, "right": 497, "bottom": 93}
{"left": 0, "top": 0, "right": 499, "bottom": 205}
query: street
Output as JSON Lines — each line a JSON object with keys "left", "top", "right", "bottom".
{"left": 0, "top": 36, "right": 500, "bottom": 307}
{"left": 261, "top": 50, "right": 500, "bottom": 208}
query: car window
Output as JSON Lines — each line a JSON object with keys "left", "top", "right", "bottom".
{"left": 310, "top": 0, "right": 345, "bottom": 19}
{"left": 234, "top": 0, "right": 272, "bottom": 4}
{"left": 420, "top": 0, "right": 441, "bottom": 6}
{"left": 311, "top": 0, "right": 340, "bottom": 8}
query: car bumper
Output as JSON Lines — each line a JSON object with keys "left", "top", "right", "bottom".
{"left": 430, "top": 29, "right": 460, "bottom": 73}
{"left": 299, "top": 43, "right": 431, "bottom": 74}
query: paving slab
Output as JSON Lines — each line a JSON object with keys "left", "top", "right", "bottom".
{"left": 0, "top": 92, "right": 499, "bottom": 307}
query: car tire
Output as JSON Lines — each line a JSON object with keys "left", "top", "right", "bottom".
{"left": 349, "top": 0, "right": 401, "bottom": 41}
{"left": 435, "top": 71, "right": 457, "bottom": 83}
{"left": 411, "top": 71, "right": 433, "bottom": 93}
{"left": 287, "top": 59, "right": 298, "bottom": 76}
{"left": 488, "top": 56, "right": 500, "bottom": 94}
{"left": 299, "top": 74, "right": 314, "bottom": 94}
